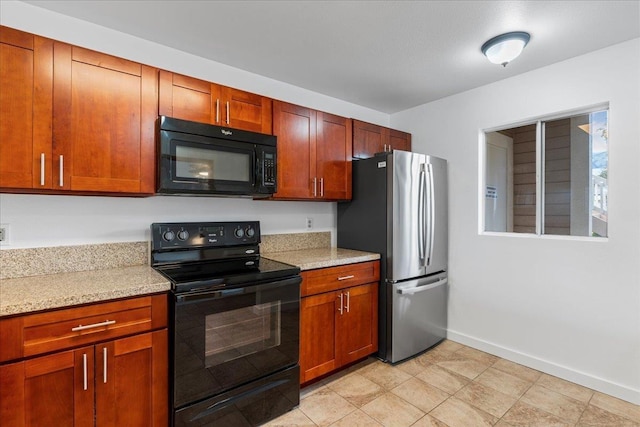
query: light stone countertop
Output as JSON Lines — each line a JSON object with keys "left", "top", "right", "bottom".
{"left": 0, "top": 265, "right": 170, "bottom": 317}
{"left": 263, "top": 247, "right": 380, "bottom": 271}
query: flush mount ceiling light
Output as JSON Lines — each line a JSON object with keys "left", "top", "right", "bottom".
{"left": 481, "top": 31, "right": 531, "bottom": 67}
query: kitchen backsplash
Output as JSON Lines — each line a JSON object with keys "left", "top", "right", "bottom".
{"left": 260, "top": 232, "right": 330, "bottom": 253}
{"left": 0, "top": 232, "right": 331, "bottom": 279}
{"left": 0, "top": 242, "right": 148, "bottom": 280}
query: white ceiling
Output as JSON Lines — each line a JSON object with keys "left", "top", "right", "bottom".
{"left": 23, "top": 0, "right": 640, "bottom": 114}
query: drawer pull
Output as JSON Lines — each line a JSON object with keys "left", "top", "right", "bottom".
{"left": 337, "top": 275, "right": 355, "bottom": 281}
{"left": 72, "top": 319, "right": 116, "bottom": 332}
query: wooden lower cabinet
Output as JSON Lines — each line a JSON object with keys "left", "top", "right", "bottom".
{"left": 0, "top": 294, "right": 168, "bottom": 426}
{"left": 0, "top": 330, "right": 167, "bottom": 427}
{"left": 0, "top": 347, "right": 94, "bottom": 426}
{"left": 299, "top": 261, "right": 379, "bottom": 384}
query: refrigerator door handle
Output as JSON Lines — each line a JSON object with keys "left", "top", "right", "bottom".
{"left": 396, "top": 278, "right": 448, "bottom": 295}
{"left": 418, "top": 164, "right": 426, "bottom": 266}
{"left": 427, "top": 163, "right": 435, "bottom": 266}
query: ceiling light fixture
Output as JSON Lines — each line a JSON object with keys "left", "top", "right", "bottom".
{"left": 481, "top": 31, "right": 530, "bottom": 67}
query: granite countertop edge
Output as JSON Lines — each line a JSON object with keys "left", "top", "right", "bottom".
{"left": 0, "top": 248, "right": 379, "bottom": 317}
{"left": 0, "top": 265, "right": 171, "bottom": 318}
{"left": 263, "top": 247, "right": 380, "bottom": 271}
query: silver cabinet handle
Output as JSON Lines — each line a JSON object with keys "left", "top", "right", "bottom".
{"left": 313, "top": 177, "right": 317, "bottom": 197}
{"left": 40, "top": 153, "right": 45, "bottom": 186}
{"left": 83, "top": 353, "right": 88, "bottom": 391}
{"left": 103, "top": 347, "right": 108, "bottom": 383}
{"left": 215, "top": 99, "right": 220, "bottom": 123}
{"left": 320, "top": 178, "right": 324, "bottom": 197}
{"left": 71, "top": 319, "right": 116, "bottom": 332}
{"left": 338, "top": 293, "right": 343, "bottom": 315}
{"left": 226, "top": 101, "right": 230, "bottom": 124}
{"left": 59, "top": 155, "right": 64, "bottom": 187}
{"left": 345, "top": 291, "right": 350, "bottom": 313}
{"left": 337, "top": 275, "right": 354, "bottom": 281}
{"left": 384, "top": 144, "right": 387, "bottom": 152}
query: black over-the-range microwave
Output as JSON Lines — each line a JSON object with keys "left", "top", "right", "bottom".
{"left": 157, "top": 116, "right": 277, "bottom": 197}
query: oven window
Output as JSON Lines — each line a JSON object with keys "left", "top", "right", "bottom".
{"left": 175, "top": 145, "right": 250, "bottom": 182}
{"left": 205, "top": 301, "right": 281, "bottom": 367}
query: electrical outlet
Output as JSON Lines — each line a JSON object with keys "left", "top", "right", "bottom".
{"left": 0, "top": 224, "right": 9, "bottom": 244}
{"left": 306, "top": 217, "right": 313, "bottom": 229}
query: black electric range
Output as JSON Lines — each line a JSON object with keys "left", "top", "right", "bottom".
{"left": 150, "top": 221, "right": 301, "bottom": 427}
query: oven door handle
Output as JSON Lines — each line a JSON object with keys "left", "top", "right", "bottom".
{"left": 175, "top": 276, "right": 302, "bottom": 303}
{"left": 175, "top": 287, "right": 234, "bottom": 303}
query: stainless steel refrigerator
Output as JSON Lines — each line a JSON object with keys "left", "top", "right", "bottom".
{"left": 338, "top": 150, "right": 448, "bottom": 363}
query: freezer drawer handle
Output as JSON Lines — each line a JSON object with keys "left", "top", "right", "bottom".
{"left": 337, "top": 275, "right": 354, "bottom": 281}
{"left": 397, "top": 278, "right": 448, "bottom": 295}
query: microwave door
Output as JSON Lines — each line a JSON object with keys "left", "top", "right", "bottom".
{"left": 160, "top": 130, "right": 256, "bottom": 195}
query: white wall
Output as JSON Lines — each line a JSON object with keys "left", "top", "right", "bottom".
{"left": 391, "top": 39, "right": 640, "bottom": 404}
{"left": 0, "top": 1, "right": 389, "bottom": 249}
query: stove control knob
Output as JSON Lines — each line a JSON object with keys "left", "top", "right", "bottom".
{"left": 234, "top": 228, "right": 244, "bottom": 238}
{"left": 177, "top": 230, "right": 189, "bottom": 241}
{"left": 162, "top": 230, "right": 175, "bottom": 242}
{"left": 246, "top": 227, "right": 255, "bottom": 238}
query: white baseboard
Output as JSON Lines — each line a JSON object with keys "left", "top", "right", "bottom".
{"left": 446, "top": 330, "right": 640, "bottom": 405}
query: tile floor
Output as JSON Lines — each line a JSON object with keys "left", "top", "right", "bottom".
{"left": 264, "top": 340, "right": 640, "bottom": 427}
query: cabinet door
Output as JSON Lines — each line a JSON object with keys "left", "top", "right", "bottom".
{"left": 316, "top": 111, "right": 352, "bottom": 200}
{"left": 0, "top": 27, "right": 53, "bottom": 189}
{"left": 300, "top": 291, "right": 339, "bottom": 383}
{"left": 352, "top": 119, "right": 389, "bottom": 159}
{"left": 0, "top": 347, "right": 94, "bottom": 427}
{"left": 339, "top": 283, "right": 378, "bottom": 366}
{"left": 159, "top": 70, "right": 219, "bottom": 125}
{"left": 96, "top": 330, "right": 168, "bottom": 427}
{"left": 389, "top": 128, "right": 411, "bottom": 152}
{"left": 221, "top": 86, "right": 272, "bottom": 134}
{"left": 53, "top": 43, "right": 157, "bottom": 194}
{"left": 272, "top": 100, "right": 316, "bottom": 199}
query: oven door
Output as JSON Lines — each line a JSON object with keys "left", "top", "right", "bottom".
{"left": 158, "top": 129, "right": 256, "bottom": 195}
{"left": 172, "top": 276, "right": 300, "bottom": 409}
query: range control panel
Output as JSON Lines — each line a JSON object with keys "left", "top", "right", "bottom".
{"left": 151, "top": 221, "right": 260, "bottom": 250}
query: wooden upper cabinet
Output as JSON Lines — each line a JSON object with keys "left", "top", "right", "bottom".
{"left": 390, "top": 128, "right": 412, "bottom": 152}
{"left": 0, "top": 26, "right": 53, "bottom": 190}
{"left": 272, "top": 100, "right": 351, "bottom": 201}
{"left": 352, "top": 119, "right": 411, "bottom": 159}
{"left": 159, "top": 71, "right": 217, "bottom": 124}
{"left": 352, "top": 119, "right": 388, "bottom": 159}
{"left": 221, "top": 86, "right": 272, "bottom": 133}
{"left": 159, "top": 70, "right": 272, "bottom": 134}
{"left": 316, "top": 112, "right": 352, "bottom": 200}
{"left": 271, "top": 101, "right": 316, "bottom": 199}
{"left": 52, "top": 43, "right": 157, "bottom": 194}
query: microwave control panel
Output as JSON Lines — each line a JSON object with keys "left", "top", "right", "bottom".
{"left": 263, "top": 152, "right": 276, "bottom": 186}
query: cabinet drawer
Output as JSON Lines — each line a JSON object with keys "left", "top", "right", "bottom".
{"left": 301, "top": 261, "right": 380, "bottom": 297}
{"left": 0, "top": 294, "right": 167, "bottom": 363}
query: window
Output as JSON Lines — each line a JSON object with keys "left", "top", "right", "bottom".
{"left": 483, "top": 108, "right": 608, "bottom": 237}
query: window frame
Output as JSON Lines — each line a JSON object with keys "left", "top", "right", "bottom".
{"left": 479, "top": 103, "right": 609, "bottom": 240}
